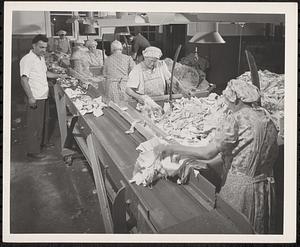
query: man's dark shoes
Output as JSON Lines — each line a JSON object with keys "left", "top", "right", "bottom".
{"left": 27, "top": 152, "right": 47, "bottom": 160}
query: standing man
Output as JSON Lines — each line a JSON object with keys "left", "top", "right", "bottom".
{"left": 129, "top": 32, "right": 150, "bottom": 63}
{"left": 20, "top": 34, "right": 66, "bottom": 160}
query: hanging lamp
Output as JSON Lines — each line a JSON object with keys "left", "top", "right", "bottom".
{"left": 189, "top": 22, "right": 225, "bottom": 44}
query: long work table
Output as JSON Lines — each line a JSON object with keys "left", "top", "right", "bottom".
{"left": 53, "top": 82, "right": 254, "bottom": 234}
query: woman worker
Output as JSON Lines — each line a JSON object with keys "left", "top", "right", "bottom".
{"left": 125, "top": 46, "right": 189, "bottom": 106}
{"left": 53, "top": 30, "right": 71, "bottom": 54}
{"left": 70, "top": 39, "right": 92, "bottom": 78}
{"left": 103, "top": 40, "right": 135, "bottom": 103}
{"left": 85, "top": 39, "right": 106, "bottom": 67}
{"left": 154, "top": 79, "right": 279, "bottom": 234}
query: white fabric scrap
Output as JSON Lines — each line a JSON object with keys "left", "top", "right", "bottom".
{"left": 120, "top": 106, "right": 128, "bottom": 111}
{"left": 125, "top": 119, "right": 141, "bottom": 134}
{"left": 79, "top": 109, "right": 87, "bottom": 115}
{"left": 193, "top": 169, "right": 200, "bottom": 177}
{"left": 93, "top": 108, "right": 104, "bottom": 117}
{"left": 136, "top": 136, "right": 167, "bottom": 152}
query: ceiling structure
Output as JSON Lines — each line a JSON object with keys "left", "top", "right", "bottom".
{"left": 67, "top": 12, "right": 285, "bottom": 27}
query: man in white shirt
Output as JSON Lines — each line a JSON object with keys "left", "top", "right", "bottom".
{"left": 20, "top": 34, "right": 66, "bottom": 160}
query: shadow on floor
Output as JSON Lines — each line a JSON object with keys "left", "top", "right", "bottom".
{"left": 10, "top": 100, "right": 105, "bottom": 233}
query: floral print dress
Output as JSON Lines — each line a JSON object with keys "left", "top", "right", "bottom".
{"left": 212, "top": 106, "right": 278, "bottom": 234}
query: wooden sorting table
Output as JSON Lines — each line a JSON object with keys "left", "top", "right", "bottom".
{"left": 53, "top": 82, "right": 254, "bottom": 234}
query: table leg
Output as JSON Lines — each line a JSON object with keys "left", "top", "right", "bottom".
{"left": 87, "top": 133, "right": 114, "bottom": 233}
{"left": 53, "top": 85, "right": 75, "bottom": 158}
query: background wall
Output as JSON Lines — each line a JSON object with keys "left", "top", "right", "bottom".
{"left": 183, "top": 22, "right": 284, "bottom": 93}
{"left": 12, "top": 11, "right": 48, "bottom": 35}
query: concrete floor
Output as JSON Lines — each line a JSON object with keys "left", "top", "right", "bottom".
{"left": 10, "top": 98, "right": 105, "bottom": 233}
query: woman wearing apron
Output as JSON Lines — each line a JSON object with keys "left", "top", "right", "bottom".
{"left": 126, "top": 46, "right": 189, "bottom": 107}
{"left": 154, "top": 80, "right": 279, "bottom": 234}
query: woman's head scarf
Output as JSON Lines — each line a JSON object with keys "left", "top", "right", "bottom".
{"left": 142, "top": 46, "right": 162, "bottom": 59}
{"left": 110, "top": 40, "right": 123, "bottom": 52}
{"left": 222, "top": 79, "right": 260, "bottom": 103}
{"left": 74, "top": 39, "right": 85, "bottom": 45}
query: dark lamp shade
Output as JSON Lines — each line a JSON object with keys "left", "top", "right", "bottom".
{"left": 83, "top": 24, "right": 96, "bottom": 34}
{"left": 189, "top": 31, "right": 225, "bottom": 44}
{"left": 114, "top": 26, "right": 131, "bottom": 36}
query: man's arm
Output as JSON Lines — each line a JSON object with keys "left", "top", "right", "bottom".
{"left": 131, "top": 52, "right": 137, "bottom": 61}
{"left": 46, "top": 71, "right": 66, "bottom": 79}
{"left": 67, "top": 40, "right": 72, "bottom": 54}
{"left": 20, "top": 75, "right": 36, "bottom": 108}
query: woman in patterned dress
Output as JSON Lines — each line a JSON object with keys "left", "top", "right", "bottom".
{"left": 70, "top": 39, "right": 92, "bottom": 78}
{"left": 103, "top": 40, "right": 135, "bottom": 103}
{"left": 155, "top": 79, "right": 279, "bottom": 234}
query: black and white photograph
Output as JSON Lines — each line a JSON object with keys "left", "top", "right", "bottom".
{"left": 3, "top": 1, "right": 297, "bottom": 243}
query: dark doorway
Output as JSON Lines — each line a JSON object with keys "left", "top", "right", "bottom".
{"left": 163, "top": 24, "right": 187, "bottom": 60}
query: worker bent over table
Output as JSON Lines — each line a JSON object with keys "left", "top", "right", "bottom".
{"left": 126, "top": 46, "right": 189, "bottom": 107}
{"left": 20, "top": 34, "right": 66, "bottom": 160}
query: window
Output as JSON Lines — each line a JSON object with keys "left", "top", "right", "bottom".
{"left": 129, "top": 26, "right": 158, "bottom": 42}
{"left": 141, "top": 26, "right": 157, "bottom": 42}
{"left": 50, "top": 11, "right": 73, "bottom": 36}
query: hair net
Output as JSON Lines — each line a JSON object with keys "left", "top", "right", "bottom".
{"left": 57, "top": 30, "right": 67, "bottom": 35}
{"left": 85, "top": 39, "right": 97, "bottom": 48}
{"left": 74, "top": 39, "right": 85, "bottom": 45}
{"left": 222, "top": 79, "right": 261, "bottom": 103}
{"left": 111, "top": 40, "right": 123, "bottom": 52}
{"left": 142, "top": 46, "right": 162, "bottom": 59}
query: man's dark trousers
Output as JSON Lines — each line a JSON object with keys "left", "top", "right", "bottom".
{"left": 26, "top": 99, "right": 49, "bottom": 154}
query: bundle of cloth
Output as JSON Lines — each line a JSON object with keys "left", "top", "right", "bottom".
{"left": 163, "top": 58, "right": 209, "bottom": 92}
{"left": 180, "top": 53, "right": 210, "bottom": 89}
{"left": 130, "top": 137, "right": 208, "bottom": 187}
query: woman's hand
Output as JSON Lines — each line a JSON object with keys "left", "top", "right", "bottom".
{"left": 154, "top": 144, "right": 174, "bottom": 160}
{"left": 181, "top": 88, "right": 192, "bottom": 99}
{"left": 143, "top": 95, "right": 162, "bottom": 111}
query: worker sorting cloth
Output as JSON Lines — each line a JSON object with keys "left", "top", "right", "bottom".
{"left": 127, "top": 60, "right": 170, "bottom": 96}
{"left": 103, "top": 43, "right": 135, "bottom": 103}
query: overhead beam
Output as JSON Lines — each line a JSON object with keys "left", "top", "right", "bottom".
{"left": 182, "top": 13, "right": 285, "bottom": 24}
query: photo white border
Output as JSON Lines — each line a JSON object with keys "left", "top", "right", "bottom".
{"left": 3, "top": 1, "right": 298, "bottom": 243}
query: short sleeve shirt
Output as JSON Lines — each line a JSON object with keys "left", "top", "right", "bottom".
{"left": 20, "top": 50, "right": 48, "bottom": 100}
{"left": 211, "top": 113, "right": 239, "bottom": 169}
{"left": 127, "top": 60, "right": 171, "bottom": 96}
